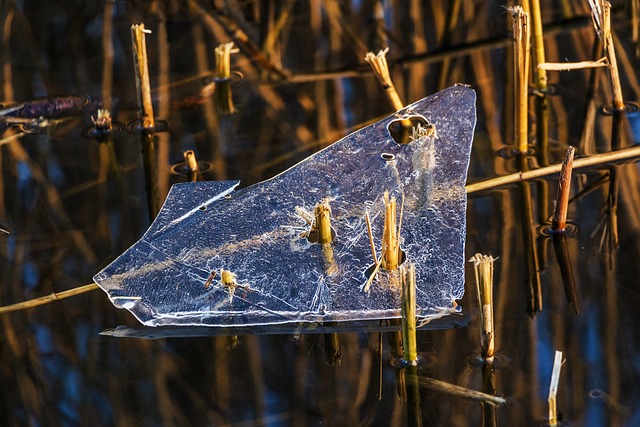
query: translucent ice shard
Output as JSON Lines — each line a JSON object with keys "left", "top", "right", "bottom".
{"left": 94, "top": 85, "right": 476, "bottom": 328}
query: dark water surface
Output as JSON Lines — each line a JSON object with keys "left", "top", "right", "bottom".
{"left": 2, "top": 1, "right": 640, "bottom": 426}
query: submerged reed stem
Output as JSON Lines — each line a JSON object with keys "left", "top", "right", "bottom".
{"left": 418, "top": 377, "right": 507, "bottom": 405}
{"left": 469, "top": 254, "right": 496, "bottom": 361}
{"left": 400, "top": 262, "right": 417, "bottom": 364}
{"left": 214, "top": 42, "right": 239, "bottom": 114}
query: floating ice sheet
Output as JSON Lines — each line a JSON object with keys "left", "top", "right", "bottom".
{"left": 94, "top": 85, "right": 476, "bottom": 328}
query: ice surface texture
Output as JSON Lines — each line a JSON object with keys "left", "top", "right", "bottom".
{"left": 94, "top": 85, "right": 476, "bottom": 327}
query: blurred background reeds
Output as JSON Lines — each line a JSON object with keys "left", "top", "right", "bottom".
{"left": 1, "top": 0, "right": 640, "bottom": 425}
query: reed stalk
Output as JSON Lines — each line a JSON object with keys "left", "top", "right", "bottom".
{"left": 552, "top": 235, "right": 579, "bottom": 314}
{"left": 381, "top": 192, "right": 399, "bottom": 271}
{"left": 314, "top": 198, "right": 333, "bottom": 244}
{"left": 0, "top": 284, "right": 99, "bottom": 315}
{"left": 131, "top": 24, "right": 155, "bottom": 129}
{"left": 131, "top": 23, "right": 160, "bottom": 219}
{"left": 403, "top": 364, "right": 422, "bottom": 426}
{"left": 469, "top": 254, "right": 496, "bottom": 361}
{"left": 141, "top": 131, "right": 160, "bottom": 219}
{"left": 519, "top": 180, "right": 543, "bottom": 316}
{"left": 551, "top": 147, "right": 575, "bottom": 232}
{"left": 418, "top": 377, "right": 506, "bottom": 405}
{"left": 183, "top": 150, "right": 201, "bottom": 182}
{"left": 323, "top": 331, "right": 341, "bottom": 366}
{"left": 365, "top": 48, "right": 407, "bottom": 114}
{"left": 548, "top": 350, "right": 564, "bottom": 426}
{"left": 510, "top": 7, "right": 530, "bottom": 154}
{"left": 214, "top": 42, "right": 239, "bottom": 114}
{"left": 465, "top": 144, "right": 640, "bottom": 194}
{"left": 400, "top": 262, "right": 417, "bottom": 364}
{"left": 588, "top": 0, "right": 625, "bottom": 109}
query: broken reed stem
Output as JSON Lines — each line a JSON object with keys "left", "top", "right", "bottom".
{"left": 548, "top": 350, "right": 564, "bottom": 426}
{"left": 183, "top": 150, "right": 200, "bottom": 182}
{"left": 0, "top": 283, "right": 99, "bottom": 315}
{"left": 510, "top": 7, "right": 530, "bottom": 154}
{"left": 465, "top": 144, "right": 640, "bottom": 194}
{"left": 381, "top": 192, "right": 399, "bottom": 271}
{"left": 539, "top": 58, "right": 608, "bottom": 71}
{"left": 215, "top": 42, "right": 238, "bottom": 79}
{"left": 589, "top": 0, "right": 625, "bottom": 109}
{"left": 551, "top": 146, "right": 575, "bottom": 232}
{"left": 365, "top": 48, "right": 404, "bottom": 111}
{"left": 418, "top": 377, "right": 507, "bottom": 405}
{"left": 214, "top": 42, "right": 239, "bottom": 114}
{"left": 314, "top": 198, "right": 333, "bottom": 244}
{"left": 400, "top": 262, "right": 417, "bottom": 364}
{"left": 131, "top": 24, "right": 155, "bottom": 129}
{"left": 470, "top": 254, "right": 496, "bottom": 361}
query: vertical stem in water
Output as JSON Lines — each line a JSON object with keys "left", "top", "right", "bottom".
{"left": 183, "top": 150, "right": 201, "bottom": 183}
{"left": 314, "top": 198, "right": 333, "bottom": 244}
{"left": 548, "top": 350, "right": 564, "bottom": 426}
{"left": 589, "top": 0, "right": 625, "bottom": 109}
{"left": 130, "top": 24, "right": 155, "bottom": 129}
{"left": 214, "top": 42, "right": 239, "bottom": 114}
{"left": 400, "top": 262, "right": 417, "bottom": 364}
{"left": 551, "top": 146, "right": 575, "bottom": 232}
{"left": 518, "top": 156, "right": 543, "bottom": 316}
{"left": 470, "top": 254, "right": 496, "bottom": 361}
{"left": 552, "top": 234, "right": 579, "bottom": 314}
{"left": 510, "top": 7, "right": 530, "bottom": 154}
{"left": 403, "top": 364, "right": 422, "bottom": 427}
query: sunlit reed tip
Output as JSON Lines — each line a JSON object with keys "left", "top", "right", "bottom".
{"left": 548, "top": 350, "right": 564, "bottom": 426}
{"left": 130, "top": 23, "right": 155, "bottom": 129}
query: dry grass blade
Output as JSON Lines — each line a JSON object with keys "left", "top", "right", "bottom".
{"left": 466, "top": 145, "right": 640, "bottom": 193}
{"left": 418, "top": 377, "right": 506, "bottom": 405}
{"left": 539, "top": 58, "right": 608, "bottom": 70}
{"left": 0, "top": 284, "right": 99, "bottom": 315}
